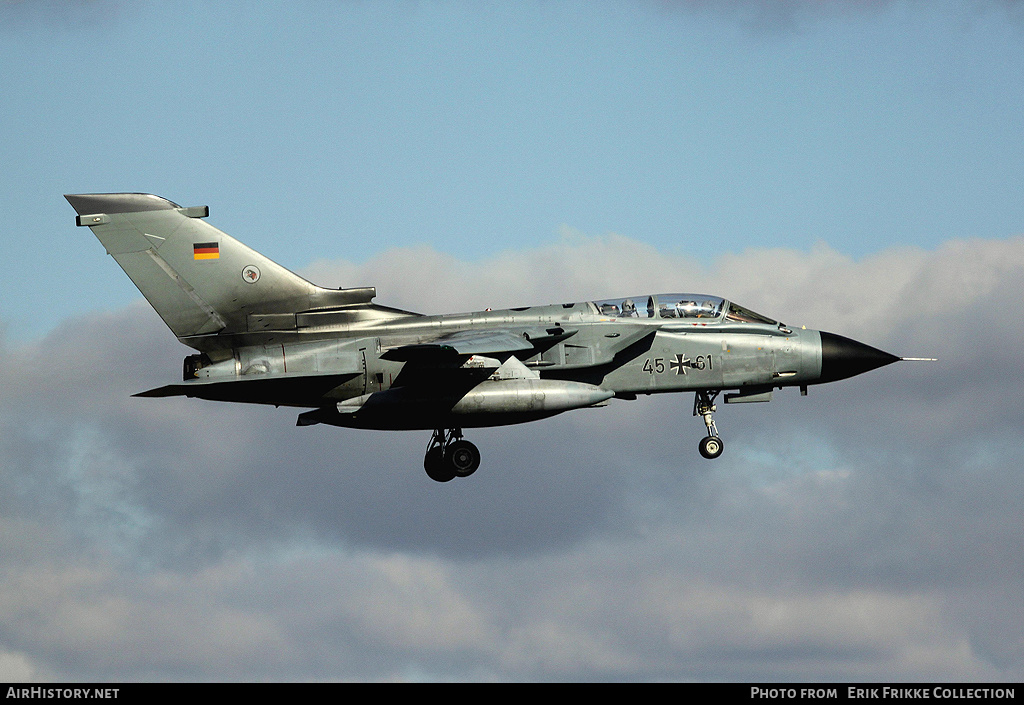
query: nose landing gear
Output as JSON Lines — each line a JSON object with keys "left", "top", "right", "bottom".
{"left": 694, "top": 390, "right": 724, "bottom": 459}
{"left": 424, "top": 428, "right": 481, "bottom": 482}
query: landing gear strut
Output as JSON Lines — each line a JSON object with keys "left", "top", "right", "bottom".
{"left": 693, "top": 390, "right": 724, "bottom": 459}
{"left": 424, "top": 428, "right": 481, "bottom": 482}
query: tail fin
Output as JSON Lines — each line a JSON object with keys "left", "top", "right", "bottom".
{"left": 66, "top": 193, "right": 376, "bottom": 344}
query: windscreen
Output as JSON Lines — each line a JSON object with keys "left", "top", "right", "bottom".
{"left": 725, "top": 302, "right": 777, "bottom": 325}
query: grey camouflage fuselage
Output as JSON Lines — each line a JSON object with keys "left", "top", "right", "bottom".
{"left": 67, "top": 193, "right": 910, "bottom": 479}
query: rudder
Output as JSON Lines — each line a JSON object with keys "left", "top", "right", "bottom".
{"left": 67, "top": 193, "right": 321, "bottom": 341}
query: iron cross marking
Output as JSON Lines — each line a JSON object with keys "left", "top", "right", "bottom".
{"left": 670, "top": 353, "right": 693, "bottom": 375}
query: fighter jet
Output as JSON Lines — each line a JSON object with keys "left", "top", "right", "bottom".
{"left": 67, "top": 193, "right": 926, "bottom": 482}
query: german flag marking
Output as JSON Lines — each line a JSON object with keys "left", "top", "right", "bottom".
{"left": 193, "top": 242, "right": 220, "bottom": 260}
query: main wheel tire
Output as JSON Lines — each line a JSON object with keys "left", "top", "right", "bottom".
{"left": 698, "top": 435, "right": 724, "bottom": 460}
{"left": 446, "top": 440, "right": 481, "bottom": 477}
{"left": 424, "top": 446, "right": 456, "bottom": 482}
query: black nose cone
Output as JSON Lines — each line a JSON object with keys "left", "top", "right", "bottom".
{"left": 819, "top": 331, "right": 900, "bottom": 383}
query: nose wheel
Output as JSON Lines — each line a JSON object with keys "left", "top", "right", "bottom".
{"left": 698, "top": 434, "right": 724, "bottom": 459}
{"left": 424, "top": 428, "right": 481, "bottom": 482}
{"left": 694, "top": 390, "right": 724, "bottom": 459}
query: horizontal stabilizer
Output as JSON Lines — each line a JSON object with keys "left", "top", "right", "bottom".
{"left": 134, "top": 370, "right": 360, "bottom": 407}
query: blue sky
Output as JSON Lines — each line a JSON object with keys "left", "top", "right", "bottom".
{"left": 2, "top": 0, "right": 1024, "bottom": 683}
{"left": 4, "top": 0, "right": 1024, "bottom": 336}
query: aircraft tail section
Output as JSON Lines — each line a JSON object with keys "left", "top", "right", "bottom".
{"left": 66, "top": 193, "right": 383, "bottom": 346}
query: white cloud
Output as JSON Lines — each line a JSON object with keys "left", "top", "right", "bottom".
{"left": 0, "top": 233, "right": 1022, "bottom": 680}
{"left": 0, "top": 650, "right": 38, "bottom": 682}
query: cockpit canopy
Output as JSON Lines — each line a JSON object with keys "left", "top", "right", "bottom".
{"left": 590, "top": 294, "right": 777, "bottom": 325}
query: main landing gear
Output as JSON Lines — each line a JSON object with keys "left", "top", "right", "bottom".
{"left": 694, "top": 390, "right": 724, "bottom": 460}
{"left": 424, "top": 428, "right": 481, "bottom": 482}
